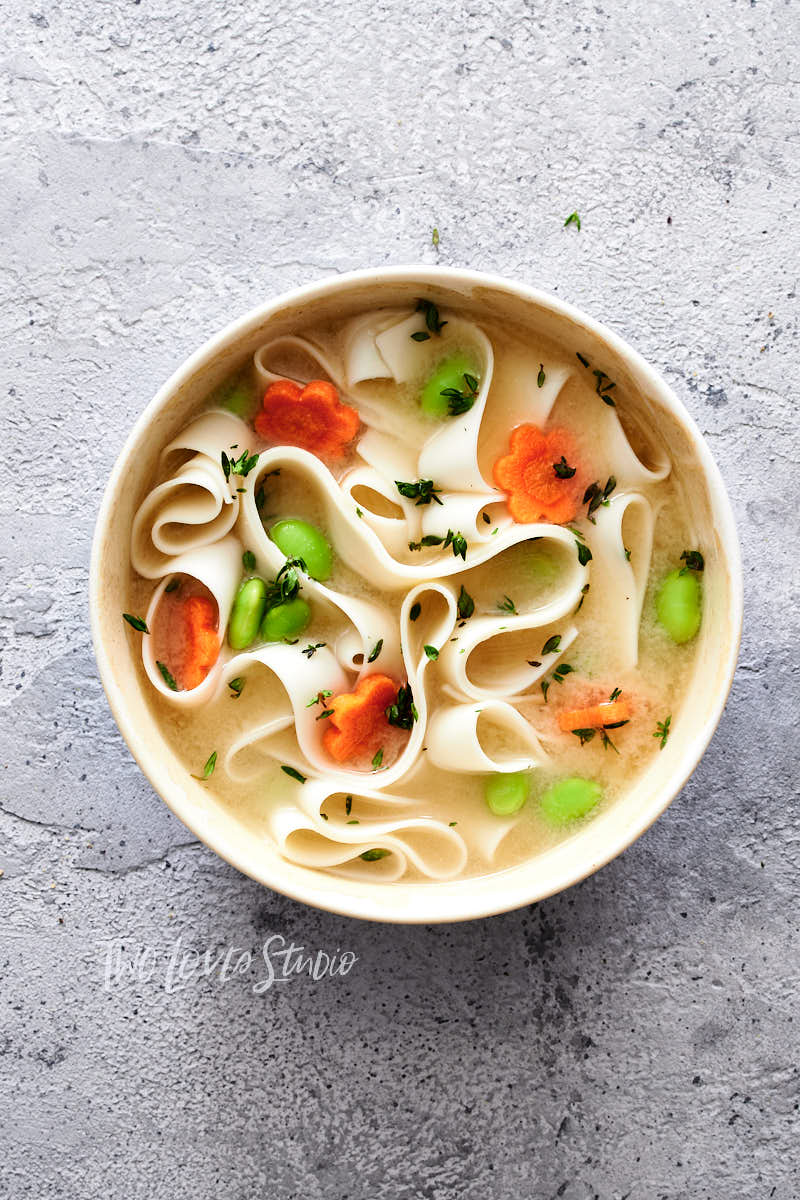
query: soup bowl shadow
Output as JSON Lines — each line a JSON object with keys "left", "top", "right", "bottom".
{"left": 90, "top": 266, "right": 743, "bottom": 924}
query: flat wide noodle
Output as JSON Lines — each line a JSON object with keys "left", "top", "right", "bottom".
{"left": 132, "top": 305, "right": 667, "bottom": 881}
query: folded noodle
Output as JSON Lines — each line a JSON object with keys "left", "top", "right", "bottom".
{"left": 141, "top": 535, "right": 242, "bottom": 705}
{"left": 131, "top": 411, "right": 250, "bottom": 578}
{"left": 587, "top": 492, "right": 655, "bottom": 670}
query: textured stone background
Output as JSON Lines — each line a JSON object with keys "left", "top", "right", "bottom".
{"left": 1, "top": 1, "right": 799, "bottom": 1196}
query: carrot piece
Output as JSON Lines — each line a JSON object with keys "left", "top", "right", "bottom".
{"left": 557, "top": 698, "right": 632, "bottom": 732}
{"left": 322, "top": 674, "right": 399, "bottom": 764}
{"left": 254, "top": 379, "right": 360, "bottom": 461}
{"left": 493, "top": 424, "right": 583, "bottom": 525}
{"left": 179, "top": 596, "right": 220, "bottom": 690}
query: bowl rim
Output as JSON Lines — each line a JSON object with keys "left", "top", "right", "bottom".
{"left": 90, "top": 265, "right": 743, "bottom": 923}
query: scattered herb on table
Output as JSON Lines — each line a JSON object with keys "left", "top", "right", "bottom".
{"left": 564, "top": 211, "right": 581, "bottom": 231}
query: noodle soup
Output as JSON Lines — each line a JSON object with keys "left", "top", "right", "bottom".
{"left": 123, "top": 298, "right": 705, "bottom": 884}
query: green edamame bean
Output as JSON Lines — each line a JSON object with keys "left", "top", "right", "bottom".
{"left": 484, "top": 771, "right": 530, "bottom": 816}
{"left": 229, "top": 578, "right": 268, "bottom": 650}
{"left": 269, "top": 519, "right": 333, "bottom": 582}
{"left": 420, "top": 354, "right": 480, "bottom": 418}
{"left": 222, "top": 382, "right": 258, "bottom": 420}
{"left": 656, "top": 569, "right": 702, "bottom": 644}
{"left": 260, "top": 597, "right": 311, "bottom": 642}
{"left": 540, "top": 776, "right": 601, "bottom": 825}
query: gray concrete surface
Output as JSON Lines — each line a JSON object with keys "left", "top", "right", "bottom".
{"left": 1, "top": 1, "right": 799, "bottom": 1196}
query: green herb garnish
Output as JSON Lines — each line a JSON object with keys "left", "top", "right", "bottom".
{"left": 409, "top": 602, "right": 421, "bottom": 622}
{"left": 576, "top": 540, "right": 593, "bottom": 566}
{"left": 316, "top": 708, "right": 334, "bottom": 721}
{"left": 592, "top": 369, "right": 617, "bottom": 406}
{"left": 432, "top": 227, "right": 440, "bottom": 246}
{"left": 498, "top": 596, "right": 517, "bottom": 614}
{"left": 386, "top": 683, "right": 418, "bottom": 729}
{"left": 457, "top": 585, "right": 475, "bottom": 620}
{"left": 576, "top": 583, "right": 590, "bottom": 612}
{"left": 654, "top": 716, "right": 671, "bottom": 749}
{"left": 680, "top": 550, "right": 705, "bottom": 573}
{"left": 123, "top": 613, "right": 149, "bottom": 634}
{"left": 571, "top": 728, "right": 595, "bottom": 746}
{"left": 306, "top": 689, "right": 333, "bottom": 707}
{"left": 193, "top": 750, "right": 217, "bottom": 780}
{"left": 164, "top": 578, "right": 180, "bottom": 594}
{"left": 537, "top": 364, "right": 546, "bottom": 388}
{"left": 156, "top": 661, "right": 178, "bottom": 691}
{"left": 281, "top": 765, "right": 307, "bottom": 784}
{"left": 360, "top": 848, "right": 390, "bottom": 861}
{"left": 395, "top": 479, "right": 443, "bottom": 506}
{"left": 221, "top": 448, "right": 259, "bottom": 481}
{"left": 242, "top": 550, "right": 256, "bottom": 571}
{"left": 552, "top": 662, "right": 574, "bottom": 684}
{"left": 345, "top": 795, "right": 352, "bottom": 816}
{"left": 583, "top": 476, "right": 617, "bottom": 522}
{"left": 416, "top": 298, "right": 447, "bottom": 335}
{"left": 541, "top": 634, "right": 561, "bottom": 655}
{"left": 564, "top": 211, "right": 581, "bottom": 231}
{"left": 372, "top": 747, "right": 384, "bottom": 770}
{"left": 553, "top": 455, "right": 576, "bottom": 479}
{"left": 440, "top": 372, "right": 480, "bottom": 417}
{"left": 367, "top": 639, "right": 383, "bottom": 663}
{"left": 228, "top": 676, "right": 246, "bottom": 698}
{"left": 302, "top": 642, "right": 326, "bottom": 659}
{"left": 423, "top": 644, "right": 439, "bottom": 661}
{"left": 408, "top": 529, "right": 468, "bottom": 560}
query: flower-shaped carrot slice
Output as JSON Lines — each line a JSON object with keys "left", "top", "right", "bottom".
{"left": 493, "top": 424, "right": 583, "bottom": 525}
{"left": 557, "top": 698, "right": 632, "bottom": 732}
{"left": 322, "top": 674, "right": 399, "bottom": 764}
{"left": 254, "top": 379, "right": 360, "bottom": 461}
{"left": 179, "top": 596, "right": 220, "bottom": 690}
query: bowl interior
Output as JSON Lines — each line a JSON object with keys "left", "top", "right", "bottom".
{"left": 91, "top": 268, "right": 742, "bottom": 922}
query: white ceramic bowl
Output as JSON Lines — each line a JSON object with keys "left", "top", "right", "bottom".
{"left": 90, "top": 267, "right": 742, "bottom": 923}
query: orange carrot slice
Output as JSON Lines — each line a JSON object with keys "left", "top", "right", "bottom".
{"left": 493, "top": 424, "right": 583, "bottom": 525}
{"left": 178, "top": 596, "right": 220, "bottom": 690}
{"left": 254, "top": 379, "right": 360, "bottom": 461}
{"left": 557, "top": 698, "right": 632, "bottom": 732}
{"left": 322, "top": 674, "right": 399, "bottom": 764}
